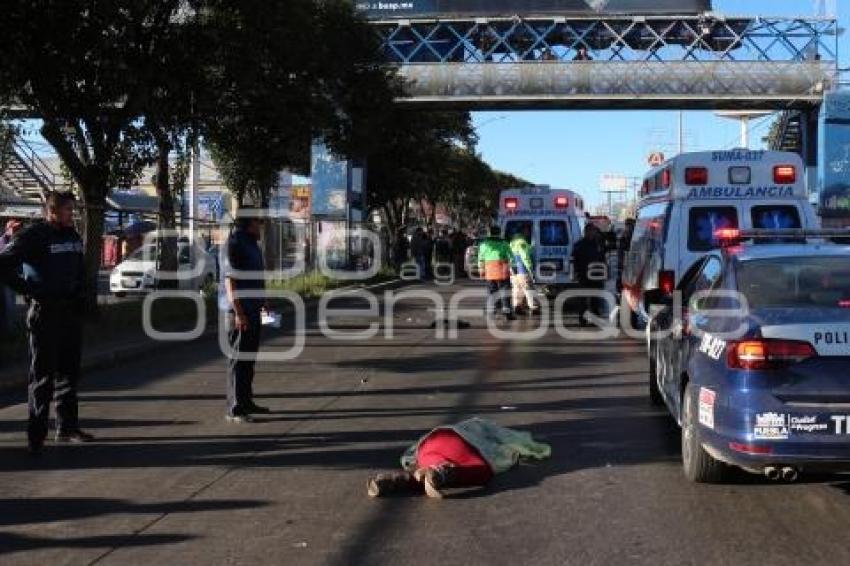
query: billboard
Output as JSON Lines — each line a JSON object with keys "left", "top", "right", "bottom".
{"left": 311, "top": 142, "right": 349, "bottom": 218}
{"left": 357, "top": 1, "right": 712, "bottom": 20}
{"left": 194, "top": 192, "right": 225, "bottom": 222}
{"left": 819, "top": 93, "right": 850, "bottom": 218}
{"left": 290, "top": 185, "right": 312, "bottom": 221}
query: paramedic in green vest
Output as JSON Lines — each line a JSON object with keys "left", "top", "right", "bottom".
{"left": 510, "top": 232, "right": 539, "bottom": 316}
{"left": 477, "top": 225, "right": 514, "bottom": 320}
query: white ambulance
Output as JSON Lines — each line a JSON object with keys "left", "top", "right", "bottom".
{"left": 498, "top": 186, "right": 587, "bottom": 291}
{"left": 621, "top": 149, "right": 820, "bottom": 325}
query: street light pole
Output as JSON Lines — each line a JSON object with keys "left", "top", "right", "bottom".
{"left": 678, "top": 111, "right": 684, "bottom": 155}
{"left": 187, "top": 142, "right": 200, "bottom": 243}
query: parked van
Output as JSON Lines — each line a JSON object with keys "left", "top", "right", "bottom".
{"left": 498, "top": 186, "right": 586, "bottom": 292}
{"left": 621, "top": 149, "right": 820, "bottom": 325}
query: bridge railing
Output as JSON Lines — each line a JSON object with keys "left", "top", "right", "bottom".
{"left": 373, "top": 16, "right": 838, "bottom": 65}
{"left": 837, "top": 68, "right": 850, "bottom": 91}
{"left": 373, "top": 15, "right": 838, "bottom": 109}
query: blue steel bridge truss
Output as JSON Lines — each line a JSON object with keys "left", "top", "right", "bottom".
{"left": 371, "top": 15, "right": 839, "bottom": 110}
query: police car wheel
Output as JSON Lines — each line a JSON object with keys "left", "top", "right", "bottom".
{"left": 648, "top": 345, "right": 664, "bottom": 406}
{"left": 682, "top": 383, "right": 725, "bottom": 483}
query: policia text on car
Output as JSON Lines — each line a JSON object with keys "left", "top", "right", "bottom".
{"left": 0, "top": 192, "right": 94, "bottom": 455}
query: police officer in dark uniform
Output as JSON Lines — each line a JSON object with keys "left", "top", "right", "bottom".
{"left": 220, "top": 208, "right": 270, "bottom": 423}
{"left": 0, "top": 192, "right": 93, "bottom": 454}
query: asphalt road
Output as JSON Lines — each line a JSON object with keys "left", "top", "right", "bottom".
{"left": 1, "top": 280, "right": 850, "bottom": 565}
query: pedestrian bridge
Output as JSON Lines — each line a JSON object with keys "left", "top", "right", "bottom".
{"left": 371, "top": 14, "right": 838, "bottom": 110}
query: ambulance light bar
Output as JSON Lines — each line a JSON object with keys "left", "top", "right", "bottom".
{"left": 773, "top": 165, "right": 797, "bottom": 184}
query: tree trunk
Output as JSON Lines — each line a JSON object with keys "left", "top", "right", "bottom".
{"left": 259, "top": 190, "right": 278, "bottom": 275}
{"left": 153, "top": 133, "right": 179, "bottom": 289}
{"left": 381, "top": 203, "right": 398, "bottom": 251}
{"left": 80, "top": 187, "right": 107, "bottom": 318}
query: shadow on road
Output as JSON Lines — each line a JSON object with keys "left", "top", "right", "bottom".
{"left": 0, "top": 418, "right": 198, "bottom": 434}
{"left": 0, "top": 497, "right": 268, "bottom": 528}
{"left": 0, "top": 497, "right": 268, "bottom": 556}
{"left": 0, "top": 532, "right": 193, "bottom": 556}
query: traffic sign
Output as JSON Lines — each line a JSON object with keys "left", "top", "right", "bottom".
{"left": 648, "top": 152, "right": 666, "bottom": 167}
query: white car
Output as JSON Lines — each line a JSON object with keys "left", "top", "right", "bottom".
{"left": 110, "top": 242, "right": 217, "bottom": 297}
{"left": 464, "top": 238, "right": 481, "bottom": 278}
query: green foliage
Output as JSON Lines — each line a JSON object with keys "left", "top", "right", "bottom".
{"left": 0, "top": 0, "right": 525, "bottom": 312}
{"left": 201, "top": 0, "right": 396, "bottom": 206}
{"left": 0, "top": 0, "right": 192, "bottom": 313}
{"left": 364, "top": 108, "right": 529, "bottom": 235}
{"left": 267, "top": 267, "right": 397, "bottom": 300}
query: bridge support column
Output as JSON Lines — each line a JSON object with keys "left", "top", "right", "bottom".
{"left": 800, "top": 106, "right": 820, "bottom": 208}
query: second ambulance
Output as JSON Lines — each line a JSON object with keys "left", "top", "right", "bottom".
{"left": 499, "top": 185, "right": 586, "bottom": 293}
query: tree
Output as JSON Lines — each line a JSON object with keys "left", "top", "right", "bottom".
{"left": 365, "top": 110, "right": 477, "bottom": 243}
{"left": 140, "top": 8, "right": 209, "bottom": 281}
{"left": 200, "top": 0, "right": 397, "bottom": 267}
{"left": 0, "top": 0, "right": 190, "bottom": 313}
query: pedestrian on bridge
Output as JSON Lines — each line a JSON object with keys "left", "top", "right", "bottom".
{"left": 573, "top": 46, "right": 593, "bottom": 61}
{"left": 220, "top": 209, "right": 271, "bottom": 423}
{"left": 477, "top": 225, "right": 514, "bottom": 320}
{"left": 0, "top": 192, "right": 92, "bottom": 455}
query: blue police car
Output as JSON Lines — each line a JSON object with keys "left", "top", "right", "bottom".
{"left": 646, "top": 229, "right": 850, "bottom": 482}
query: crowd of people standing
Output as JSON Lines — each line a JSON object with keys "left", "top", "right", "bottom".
{"left": 396, "top": 228, "right": 469, "bottom": 280}
{"left": 391, "top": 218, "right": 635, "bottom": 325}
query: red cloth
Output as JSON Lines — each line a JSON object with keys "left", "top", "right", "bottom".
{"left": 416, "top": 429, "right": 494, "bottom": 486}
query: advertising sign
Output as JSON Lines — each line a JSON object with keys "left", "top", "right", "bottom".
{"left": 819, "top": 93, "right": 850, "bottom": 218}
{"left": 311, "top": 142, "right": 349, "bottom": 218}
{"left": 317, "top": 220, "right": 349, "bottom": 270}
{"left": 357, "top": 0, "right": 712, "bottom": 19}
{"left": 600, "top": 174, "right": 629, "bottom": 191}
{"left": 290, "top": 185, "right": 312, "bottom": 221}
{"left": 196, "top": 192, "right": 225, "bottom": 222}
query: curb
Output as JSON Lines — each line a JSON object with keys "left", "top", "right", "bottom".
{"left": 0, "top": 278, "right": 410, "bottom": 396}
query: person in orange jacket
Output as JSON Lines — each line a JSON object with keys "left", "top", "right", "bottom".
{"left": 477, "top": 225, "right": 514, "bottom": 320}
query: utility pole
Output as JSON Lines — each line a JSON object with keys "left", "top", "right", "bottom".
{"left": 187, "top": 143, "right": 200, "bottom": 243}
{"left": 715, "top": 111, "right": 773, "bottom": 149}
{"left": 678, "top": 111, "right": 684, "bottom": 155}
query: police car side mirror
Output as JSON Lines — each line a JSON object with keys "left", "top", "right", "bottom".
{"left": 644, "top": 289, "right": 673, "bottom": 307}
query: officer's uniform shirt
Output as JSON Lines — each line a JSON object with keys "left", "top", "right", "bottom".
{"left": 218, "top": 228, "right": 265, "bottom": 317}
{"left": 0, "top": 221, "right": 85, "bottom": 304}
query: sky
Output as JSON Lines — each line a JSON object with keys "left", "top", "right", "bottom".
{"left": 472, "top": 0, "right": 850, "bottom": 210}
